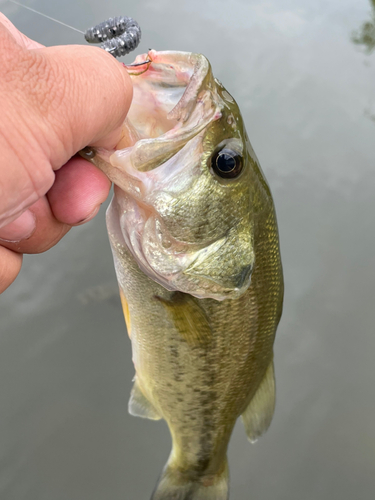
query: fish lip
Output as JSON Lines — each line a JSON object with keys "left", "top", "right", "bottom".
{"left": 103, "top": 50, "right": 223, "bottom": 175}
{"left": 109, "top": 108, "right": 221, "bottom": 175}
{"left": 94, "top": 51, "right": 223, "bottom": 180}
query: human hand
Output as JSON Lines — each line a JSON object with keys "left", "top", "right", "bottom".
{"left": 0, "top": 13, "right": 132, "bottom": 293}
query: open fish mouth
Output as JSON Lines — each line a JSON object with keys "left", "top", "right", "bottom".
{"left": 95, "top": 50, "right": 222, "bottom": 174}
{"left": 87, "top": 51, "right": 254, "bottom": 300}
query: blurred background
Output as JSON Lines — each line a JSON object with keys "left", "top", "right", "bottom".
{"left": 0, "top": 0, "right": 374, "bottom": 499}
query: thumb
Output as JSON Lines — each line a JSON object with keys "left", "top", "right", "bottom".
{"left": 0, "top": 26, "right": 132, "bottom": 225}
{"left": 31, "top": 42, "right": 133, "bottom": 163}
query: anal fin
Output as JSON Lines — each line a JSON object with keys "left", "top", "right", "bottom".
{"left": 241, "top": 360, "right": 276, "bottom": 443}
{"left": 129, "top": 379, "right": 162, "bottom": 420}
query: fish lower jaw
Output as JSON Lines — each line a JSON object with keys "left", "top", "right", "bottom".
{"left": 123, "top": 233, "right": 251, "bottom": 300}
{"left": 121, "top": 230, "right": 252, "bottom": 300}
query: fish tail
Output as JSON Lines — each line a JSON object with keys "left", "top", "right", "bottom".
{"left": 151, "top": 458, "right": 229, "bottom": 500}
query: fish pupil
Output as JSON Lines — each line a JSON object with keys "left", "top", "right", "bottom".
{"left": 212, "top": 148, "right": 242, "bottom": 178}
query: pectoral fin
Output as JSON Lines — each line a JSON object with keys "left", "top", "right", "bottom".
{"left": 241, "top": 360, "right": 276, "bottom": 443}
{"left": 129, "top": 380, "right": 161, "bottom": 420}
{"left": 155, "top": 292, "right": 212, "bottom": 346}
{"left": 119, "top": 288, "right": 131, "bottom": 339}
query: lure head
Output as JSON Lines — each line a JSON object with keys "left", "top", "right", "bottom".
{"left": 86, "top": 50, "right": 269, "bottom": 300}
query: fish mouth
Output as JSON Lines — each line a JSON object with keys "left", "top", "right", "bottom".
{"left": 94, "top": 51, "right": 252, "bottom": 300}
{"left": 95, "top": 50, "right": 222, "bottom": 178}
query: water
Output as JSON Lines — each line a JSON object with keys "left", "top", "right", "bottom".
{"left": 0, "top": 0, "right": 374, "bottom": 498}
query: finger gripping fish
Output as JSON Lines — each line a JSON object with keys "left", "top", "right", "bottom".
{"left": 81, "top": 50, "right": 284, "bottom": 500}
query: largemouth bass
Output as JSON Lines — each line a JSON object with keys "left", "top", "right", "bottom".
{"left": 81, "top": 50, "right": 283, "bottom": 500}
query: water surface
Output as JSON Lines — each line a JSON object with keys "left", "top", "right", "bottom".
{"left": 0, "top": 0, "right": 374, "bottom": 499}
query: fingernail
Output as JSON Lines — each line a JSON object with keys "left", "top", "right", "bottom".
{"left": 75, "top": 205, "right": 101, "bottom": 226}
{"left": 0, "top": 210, "right": 36, "bottom": 242}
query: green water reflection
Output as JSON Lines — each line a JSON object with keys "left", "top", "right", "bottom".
{"left": 352, "top": 0, "right": 375, "bottom": 53}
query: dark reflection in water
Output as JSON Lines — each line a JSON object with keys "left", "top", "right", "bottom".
{"left": 352, "top": 0, "right": 375, "bottom": 53}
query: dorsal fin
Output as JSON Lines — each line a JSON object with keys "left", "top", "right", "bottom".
{"left": 241, "top": 360, "right": 276, "bottom": 443}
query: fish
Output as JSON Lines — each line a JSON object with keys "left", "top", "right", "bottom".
{"left": 80, "top": 50, "right": 284, "bottom": 500}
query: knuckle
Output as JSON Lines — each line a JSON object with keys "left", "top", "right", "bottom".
{"left": 0, "top": 29, "right": 63, "bottom": 117}
{"left": 18, "top": 53, "right": 60, "bottom": 116}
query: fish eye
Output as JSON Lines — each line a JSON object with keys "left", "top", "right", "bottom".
{"left": 211, "top": 148, "right": 243, "bottom": 179}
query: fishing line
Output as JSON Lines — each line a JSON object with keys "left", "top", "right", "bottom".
{"left": 7, "top": 0, "right": 84, "bottom": 34}
{"left": 7, "top": 0, "right": 141, "bottom": 58}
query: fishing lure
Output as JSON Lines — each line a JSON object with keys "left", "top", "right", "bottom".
{"left": 84, "top": 17, "right": 141, "bottom": 58}
{"left": 8, "top": 1, "right": 141, "bottom": 59}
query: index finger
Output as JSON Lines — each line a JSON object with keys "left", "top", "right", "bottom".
{"left": 0, "top": 12, "right": 44, "bottom": 49}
